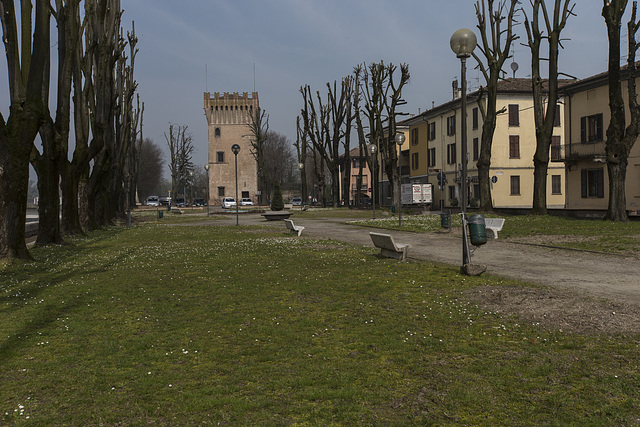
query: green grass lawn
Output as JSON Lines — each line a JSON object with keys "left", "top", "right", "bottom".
{"left": 2, "top": 220, "right": 639, "bottom": 424}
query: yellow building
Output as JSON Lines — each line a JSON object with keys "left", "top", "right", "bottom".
{"left": 401, "top": 78, "right": 566, "bottom": 210}
{"left": 559, "top": 70, "right": 640, "bottom": 216}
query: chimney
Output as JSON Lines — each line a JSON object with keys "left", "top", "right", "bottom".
{"left": 452, "top": 79, "right": 460, "bottom": 100}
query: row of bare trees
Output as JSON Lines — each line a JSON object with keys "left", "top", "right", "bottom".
{"left": 295, "top": 61, "right": 410, "bottom": 208}
{"left": 474, "top": 0, "right": 639, "bottom": 222}
{"left": 0, "top": 0, "right": 143, "bottom": 260}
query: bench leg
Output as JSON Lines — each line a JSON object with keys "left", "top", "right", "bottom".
{"left": 380, "top": 248, "right": 406, "bottom": 261}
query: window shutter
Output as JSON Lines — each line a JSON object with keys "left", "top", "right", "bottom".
{"left": 596, "top": 114, "right": 603, "bottom": 141}
{"left": 581, "top": 169, "right": 587, "bottom": 198}
{"left": 581, "top": 117, "right": 586, "bottom": 142}
{"left": 597, "top": 168, "right": 605, "bottom": 198}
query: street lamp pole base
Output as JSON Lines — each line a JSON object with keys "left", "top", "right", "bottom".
{"left": 461, "top": 263, "right": 487, "bottom": 276}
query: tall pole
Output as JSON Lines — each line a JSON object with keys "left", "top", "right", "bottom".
{"left": 460, "top": 55, "right": 470, "bottom": 265}
{"left": 232, "top": 144, "right": 241, "bottom": 226}
{"left": 395, "top": 133, "right": 405, "bottom": 227}
{"left": 204, "top": 164, "right": 210, "bottom": 216}
{"left": 369, "top": 143, "right": 377, "bottom": 219}
{"left": 451, "top": 28, "right": 477, "bottom": 268}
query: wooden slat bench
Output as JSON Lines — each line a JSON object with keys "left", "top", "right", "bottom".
{"left": 284, "top": 219, "right": 304, "bottom": 236}
{"left": 484, "top": 218, "right": 505, "bottom": 239}
{"left": 369, "top": 232, "right": 410, "bottom": 261}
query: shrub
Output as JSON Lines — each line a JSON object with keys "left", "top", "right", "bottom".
{"left": 271, "top": 181, "right": 284, "bottom": 211}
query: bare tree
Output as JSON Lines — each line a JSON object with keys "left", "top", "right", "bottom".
{"left": 472, "top": 0, "right": 520, "bottom": 212}
{"left": 165, "top": 124, "right": 194, "bottom": 204}
{"left": 137, "top": 138, "right": 164, "bottom": 201}
{"left": 356, "top": 61, "right": 410, "bottom": 209}
{"left": 602, "top": 0, "right": 640, "bottom": 221}
{"left": 83, "top": 0, "right": 124, "bottom": 229}
{"left": 247, "top": 107, "right": 269, "bottom": 204}
{"left": 523, "top": 0, "right": 575, "bottom": 214}
{"left": 0, "top": 0, "right": 51, "bottom": 259}
{"left": 294, "top": 116, "right": 309, "bottom": 204}
{"left": 300, "top": 84, "right": 330, "bottom": 206}
{"left": 262, "top": 131, "right": 295, "bottom": 199}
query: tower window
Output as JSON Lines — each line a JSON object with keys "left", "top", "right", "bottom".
{"left": 216, "top": 151, "right": 225, "bottom": 163}
{"left": 215, "top": 128, "right": 221, "bottom": 137}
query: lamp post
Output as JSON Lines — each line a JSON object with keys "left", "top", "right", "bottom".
{"left": 298, "top": 162, "right": 304, "bottom": 211}
{"left": 204, "top": 164, "right": 210, "bottom": 216}
{"left": 450, "top": 28, "right": 477, "bottom": 267}
{"left": 369, "top": 143, "right": 377, "bottom": 219}
{"left": 189, "top": 170, "right": 194, "bottom": 205}
{"left": 232, "top": 143, "right": 241, "bottom": 226}
{"left": 395, "top": 133, "right": 405, "bottom": 227}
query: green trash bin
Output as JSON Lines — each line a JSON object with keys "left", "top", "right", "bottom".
{"left": 467, "top": 214, "right": 487, "bottom": 246}
{"left": 440, "top": 212, "right": 450, "bottom": 228}
{"left": 157, "top": 210, "right": 163, "bottom": 219}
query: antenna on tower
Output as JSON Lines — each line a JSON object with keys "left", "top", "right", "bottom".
{"left": 253, "top": 63, "right": 256, "bottom": 93}
{"left": 205, "top": 64, "right": 208, "bottom": 92}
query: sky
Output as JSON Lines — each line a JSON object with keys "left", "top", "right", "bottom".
{"left": 0, "top": 1, "right": 627, "bottom": 177}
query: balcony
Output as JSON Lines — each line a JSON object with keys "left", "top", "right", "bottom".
{"left": 551, "top": 141, "right": 606, "bottom": 163}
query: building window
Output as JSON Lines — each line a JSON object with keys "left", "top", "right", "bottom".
{"left": 411, "top": 128, "right": 419, "bottom": 145}
{"left": 447, "top": 115, "right": 456, "bottom": 136}
{"left": 215, "top": 127, "right": 221, "bottom": 137}
{"left": 473, "top": 137, "right": 479, "bottom": 161}
{"left": 581, "top": 168, "right": 605, "bottom": 198}
{"left": 427, "top": 122, "right": 436, "bottom": 141}
{"left": 510, "top": 176, "right": 520, "bottom": 195}
{"left": 508, "top": 104, "right": 519, "bottom": 127}
{"left": 447, "top": 143, "right": 457, "bottom": 165}
{"left": 448, "top": 185, "right": 456, "bottom": 201}
{"left": 551, "top": 136, "right": 561, "bottom": 160}
{"left": 411, "top": 152, "right": 419, "bottom": 170}
{"left": 352, "top": 158, "right": 361, "bottom": 169}
{"left": 581, "top": 113, "right": 604, "bottom": 143}
{"left": 509, "top": 135, "right": 520, "bottom": 159}
{"left": 552, "top": 175, "right": 562, "bottom": 194}
{"left": 554, "top": 105, "right": 561, "bottom": 127}
{"left": 472, "top": 107, "right": 479, "bottom": 130}
{"left": 428, "top": 147, "right": 436, "bottom": 167}
{"left": 216, "top": 151, "right": 225, "bottom": 163}
{"left": 217, "top": 187, "right": 225, "bottom": 197}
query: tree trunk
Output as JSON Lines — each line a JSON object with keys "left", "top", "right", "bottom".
{"left": 0, "top": 0, "right": 50, "bottom": 260}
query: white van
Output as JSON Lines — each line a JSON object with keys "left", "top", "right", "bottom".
{"left": 146, "top": 196, "right": 160, "bottom": 206}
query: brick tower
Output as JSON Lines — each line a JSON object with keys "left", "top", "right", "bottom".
{"left": 203, "top": 92, "right": 259, "bottom": 206}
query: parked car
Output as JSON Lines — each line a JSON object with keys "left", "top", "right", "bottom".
{"left": 222, "top": 197, "right": 237, "bottom": 209}
{"left": 146, "top": 196, "right": 160, "bottom": 207}
{"left": 159, "top": 196, "right": 170, "bottom": 206}
{"left": 192, "top": 198, "right": 206, "bottom": 207}
{"left": 291, "top": 197, "right": 302, "bottom": 206}
{"left": 175, "top": 197, "right": 187, "bottom": 207}
{"left": 240, "top": 198, "right": 253, "bottom": 206}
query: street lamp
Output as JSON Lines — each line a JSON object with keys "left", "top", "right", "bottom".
{"left": 450, "top": 28, "right": 477, "bottom": 267}
{"left": 232, "top": 143, "right": 241, "bottom": 226}
{"left": 395, "top": 133, "right": 405, "bottom": 227}
{"left": 369, "top": 143, "right": 377, "bottom": 219}
{"left": 204, "top": 164, "right": 210, "bottom": 216}
{"left": 298, "top": 162, "right": 304, "bottom": 211}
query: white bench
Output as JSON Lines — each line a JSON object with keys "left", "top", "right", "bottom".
{"left": 369, "top": 232, "right": 410, "bottom": 261}
{"left": 484, "top": 218, "right": 505, "bottom": 239}
{"left": 284, "top": 219, "right": 304, "bottom": 236}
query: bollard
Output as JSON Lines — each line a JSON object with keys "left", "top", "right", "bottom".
{"left": 467, "top": 214, "right": 487, "bottom": 246}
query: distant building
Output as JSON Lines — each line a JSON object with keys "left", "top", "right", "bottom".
{"left": 559, "top": 68, "right": 640, "bottom": 216}
{"left": 203, "top": 92, "right": 259, "bottom": 206}
{"left": 400, "top": 78, "right": 568, "bottom": 210}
